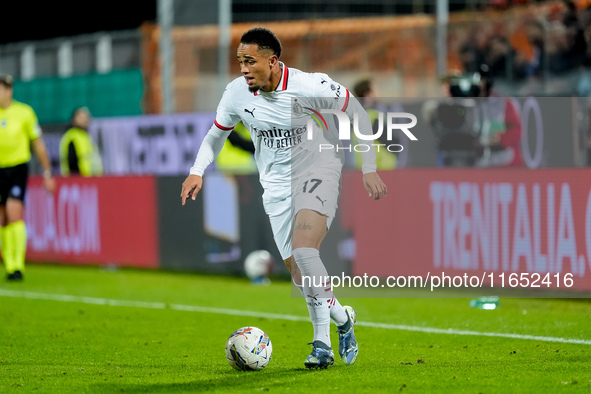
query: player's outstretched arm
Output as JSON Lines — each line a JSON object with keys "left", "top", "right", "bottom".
{"left": 363, "top": 172, "right": 387, "bottom": 200}
{"left": 181, "top": 174, "right": 203, "bottom": 205}
{"left": 181, "top": 123, "right": 233, "bottom": 205}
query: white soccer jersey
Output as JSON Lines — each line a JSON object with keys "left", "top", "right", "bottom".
{"left": 192, "top": 62, "right": 376, "bottom": 201}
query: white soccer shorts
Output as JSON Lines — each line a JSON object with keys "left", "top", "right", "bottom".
{"left": 263, "top": 168, "right": 341, "bottom": 260}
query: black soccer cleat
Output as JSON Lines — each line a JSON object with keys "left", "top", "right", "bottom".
{"left": 6, "top": 270, "right": 23, "bottom": 281}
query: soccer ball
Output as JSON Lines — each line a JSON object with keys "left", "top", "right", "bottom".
{"left": 244, "top": 250, "right": 274, "bottom": 284}
{"left": 225, "top": 326, "right": 272, "bottom": 371}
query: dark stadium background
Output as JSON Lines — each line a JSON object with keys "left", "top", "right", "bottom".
{"left": 0, "top": 1, "right": 158, "bottom": 44}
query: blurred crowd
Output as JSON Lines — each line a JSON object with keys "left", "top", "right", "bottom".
{"left": 458, "top": 0, "right": 591, "bottom": 81}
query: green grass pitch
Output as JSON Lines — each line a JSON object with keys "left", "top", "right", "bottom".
{"left": 0, "top": 264, "right": 590, "bottom": 393}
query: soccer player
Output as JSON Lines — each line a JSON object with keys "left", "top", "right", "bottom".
{"left": 0, "top": 75, "right": 55, "bottom": 280}
{"left": 181, "top": 28, "right": 387, "bottom": 369}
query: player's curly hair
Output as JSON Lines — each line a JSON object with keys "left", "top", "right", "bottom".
{"left": 240, "top": 28, "right": 282, "bottom": 58}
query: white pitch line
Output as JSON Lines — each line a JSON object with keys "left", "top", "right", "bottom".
{"left": 1, "top": 289, "right": 590, "bottom": 346}
{"left": 356, "top": 321, "right": 591, "bottom": 345}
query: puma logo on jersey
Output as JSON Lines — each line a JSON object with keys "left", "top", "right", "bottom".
{"left": 244, "top": 108, "right": 256, "bottom": 117}
{"left": 315, "top": 196, "right": 326, "bottom": 206}
{"left": 320, "top": 79, "right": 327, "bottom": 84}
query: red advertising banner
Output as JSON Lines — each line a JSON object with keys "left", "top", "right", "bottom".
{"left": 346, "top": 169, "right": 591, "bottom": 292}
{"left": 24, "top": 176, "right": 158, "bottom": 268}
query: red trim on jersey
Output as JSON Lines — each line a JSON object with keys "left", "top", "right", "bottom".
{"left": 214, "top": 120, "right": 234, "bottom": 131}
{"left": 281, "top": 65, "right": 289, "bottom": 90}
{"left": 341, "top": 88, "right": 350, "bottom": 112}
{"left": 253, "top": 91, "right": 259, "bottom": 96}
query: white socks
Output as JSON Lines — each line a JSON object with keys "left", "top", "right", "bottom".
{"left": 292, "top": 247, "right": 348, "bottom": 348}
